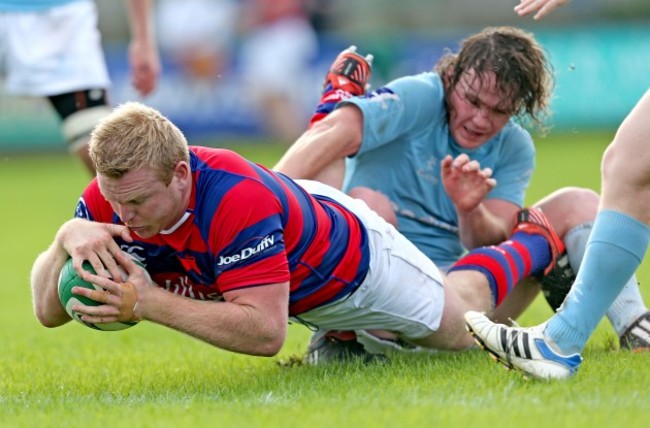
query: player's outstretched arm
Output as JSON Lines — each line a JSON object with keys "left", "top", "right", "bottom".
{"left": 83, "top": 257, "right": 292, "bottom": 356}
{"left": 514, "top": 0, "right": 571, "bottom": 20}
{"left": 275, "top": 105, "right": 364, "bottom": 189}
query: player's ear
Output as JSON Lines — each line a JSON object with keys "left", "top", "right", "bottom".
{"left": 172, "top": 161, "right": 190, "bottom": 180}
{"left": 443, "top": 67, "right": 455, "bottom": 89}
{"left": 169, "top": 161, "right": 192, "bottom": 192}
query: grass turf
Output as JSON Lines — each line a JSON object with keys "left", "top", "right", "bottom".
{"left": 0, "top": 131, "right": 648, "bottom": 427}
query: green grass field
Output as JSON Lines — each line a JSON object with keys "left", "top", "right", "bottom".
{"left": 1, "top": 131, "right": 648, "bottom": 427}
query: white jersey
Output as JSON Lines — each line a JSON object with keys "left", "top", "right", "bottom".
{"left": 0, "top": 0, "right": 109, "bottom": 96}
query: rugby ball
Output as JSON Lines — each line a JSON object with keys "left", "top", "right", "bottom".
{"left": 57, "top": 257, "right": 147, "bottom": 331}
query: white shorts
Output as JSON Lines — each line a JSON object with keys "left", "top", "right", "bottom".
{"left": 0, "top": 0, "right": 110, "bottom": 96}
{"left": 293, "top": 180, "right": 446, "bottom": 340}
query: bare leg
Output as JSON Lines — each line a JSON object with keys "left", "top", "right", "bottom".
{"left": 545, "top": 90, "right": 650, "bottom": 353}
{"left": 533, "top": 187, "right": 600, "bottom": 237}
{"left": 407, "top": 270, "right": 492, "bottom": 351}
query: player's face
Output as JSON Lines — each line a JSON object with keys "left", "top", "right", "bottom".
{"left": 447, "top": 69, "right": 514, "bottom": 150}
{"left": 98, "top": 163, "right": 191, "bottom": 239}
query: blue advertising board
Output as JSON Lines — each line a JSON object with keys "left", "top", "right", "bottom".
{"left": 1, "top": 25, "right": 648, "bottom": 151}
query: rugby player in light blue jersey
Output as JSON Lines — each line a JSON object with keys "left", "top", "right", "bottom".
{"left": 275, "top": 26, "right": 650, "bottom": 362}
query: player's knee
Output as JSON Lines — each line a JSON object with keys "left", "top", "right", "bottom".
{"left": 552, "top": 187, "right": 599, "bottom": 213}
{"left": 602, "top": 142, "right": 650, "bottom": 200}
{"left": 48, "top": 90, "right": 111, "bottom": 153}
{"left": 534, "top": 187, "right": 599, "bottom": 235}
{"left": 61, "top": 106, "right": 112, "bottom": 154}
{"left": 602, "top": 141, "right": 630, "bottom": 183}
{"left": 348, "top": 186, "right": 397, "bottom": 226}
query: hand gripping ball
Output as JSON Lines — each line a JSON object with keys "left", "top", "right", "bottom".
{"left": 57, "top": 256, "right": 149, "bottom": 331}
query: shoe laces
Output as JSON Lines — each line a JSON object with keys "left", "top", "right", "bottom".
{"left": 502, "top": 319, "right": 523, "bottom": 367}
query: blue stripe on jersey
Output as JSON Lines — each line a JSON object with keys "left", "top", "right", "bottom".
{"left": 74, "top": 197, "right": 92, "bottom": 220}
{"left": 248, "top": 164, "right": 291, "bottom": 229}
{"left": 117, "top": 239, "right": 187, "bottom": 277}
{"left": 291, "top": 194, "right": 369, "bottom": 305}
{"left": 272, "top": 173, "right": 318, "bottom": 263}
{"left": 278, "top": 181, "right": 370, "bottom": 304}
{"left": 246, "top": 165, "right": 369, "bottom": 308}
{"left": 190, "top": 152, "right": 246, "bottom": 243}
{"left": 191, "top": 152, "right": 289, "bottom": 272}
{"left": 215, "top": 224, "right": 286, "bottom": 275}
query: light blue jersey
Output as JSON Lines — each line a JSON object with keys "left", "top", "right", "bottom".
{"left": 341, "top": 72, "right": 535, "bottom": 268}
{"left": 0, "top": 0, "right": 82, "bottom": 12}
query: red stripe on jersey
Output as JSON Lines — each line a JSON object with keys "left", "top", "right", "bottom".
{"left": 273, "top": 175, "right": 309, "bottom": 256}
{"left": 290, "top": 277, "right": 347, "bottom": 315}
{"left": 288, "top": 200, "right": 364, "bottom": 314}
{"left": 146, "top": 219, "right": 208, "bottom": 253}
{"left": 284, "top": 196, "right": 332, "bottom": 289}
{"left": 207, "top": 178, "right": 283, "bottom": 257}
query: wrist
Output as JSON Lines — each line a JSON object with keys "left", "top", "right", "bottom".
{"left": 456, "top": 201, "right": 485, "bottom": 218}
{"left": 55, "top": 219, "right": 81, "bottom": 254}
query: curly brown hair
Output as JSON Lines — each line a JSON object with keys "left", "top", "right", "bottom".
{"left": 435, "top": 26, "right": 554, "bottom": 128}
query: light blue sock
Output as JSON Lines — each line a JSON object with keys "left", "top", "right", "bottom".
{"left": 564, "top": 223, "right": 648, "bottom": 335}
{"left": 546, "top": 210, "right": 650, "bottom": 354}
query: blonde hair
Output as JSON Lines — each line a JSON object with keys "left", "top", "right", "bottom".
{"left": 89, "top": 102, "right": 190, "bottom": 183}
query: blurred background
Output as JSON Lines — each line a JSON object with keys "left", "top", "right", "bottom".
{"left": 1, "top": 0, "right": 649, "bottom": 152}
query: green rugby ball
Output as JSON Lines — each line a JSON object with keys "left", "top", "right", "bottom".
{"left": 57, "top": 257, "right": 146, "bottom": 331}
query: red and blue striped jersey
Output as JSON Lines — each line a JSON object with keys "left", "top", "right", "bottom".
{"left": 74, "top": 146, "right": 369, "bottom": 315}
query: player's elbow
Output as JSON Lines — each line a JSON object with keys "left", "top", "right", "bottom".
{"left": 33, "top": 306, "right": 70, "bottom": 329}
{"left": 32, "top": 295, "right": 71, "bottom": 328}
{"left": 33, "top": 308, "right": 52, "bottom": 327}
{"left": 256, "top": 341, "right": 284, "bottom": 357}
{"left": 250, "top": 322, "right": 288, "bottom": 357}
{"left": 220, "top": 323, "right": 287, "bottom": 357}
{"left": 241, "top": 339, "right": 284, "bottom": 357}
{"left": 37, "top": 318, "right": 64, "bottom": 329}
{"left": 256, "top": 329, "right": 287, "bottom": 357}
